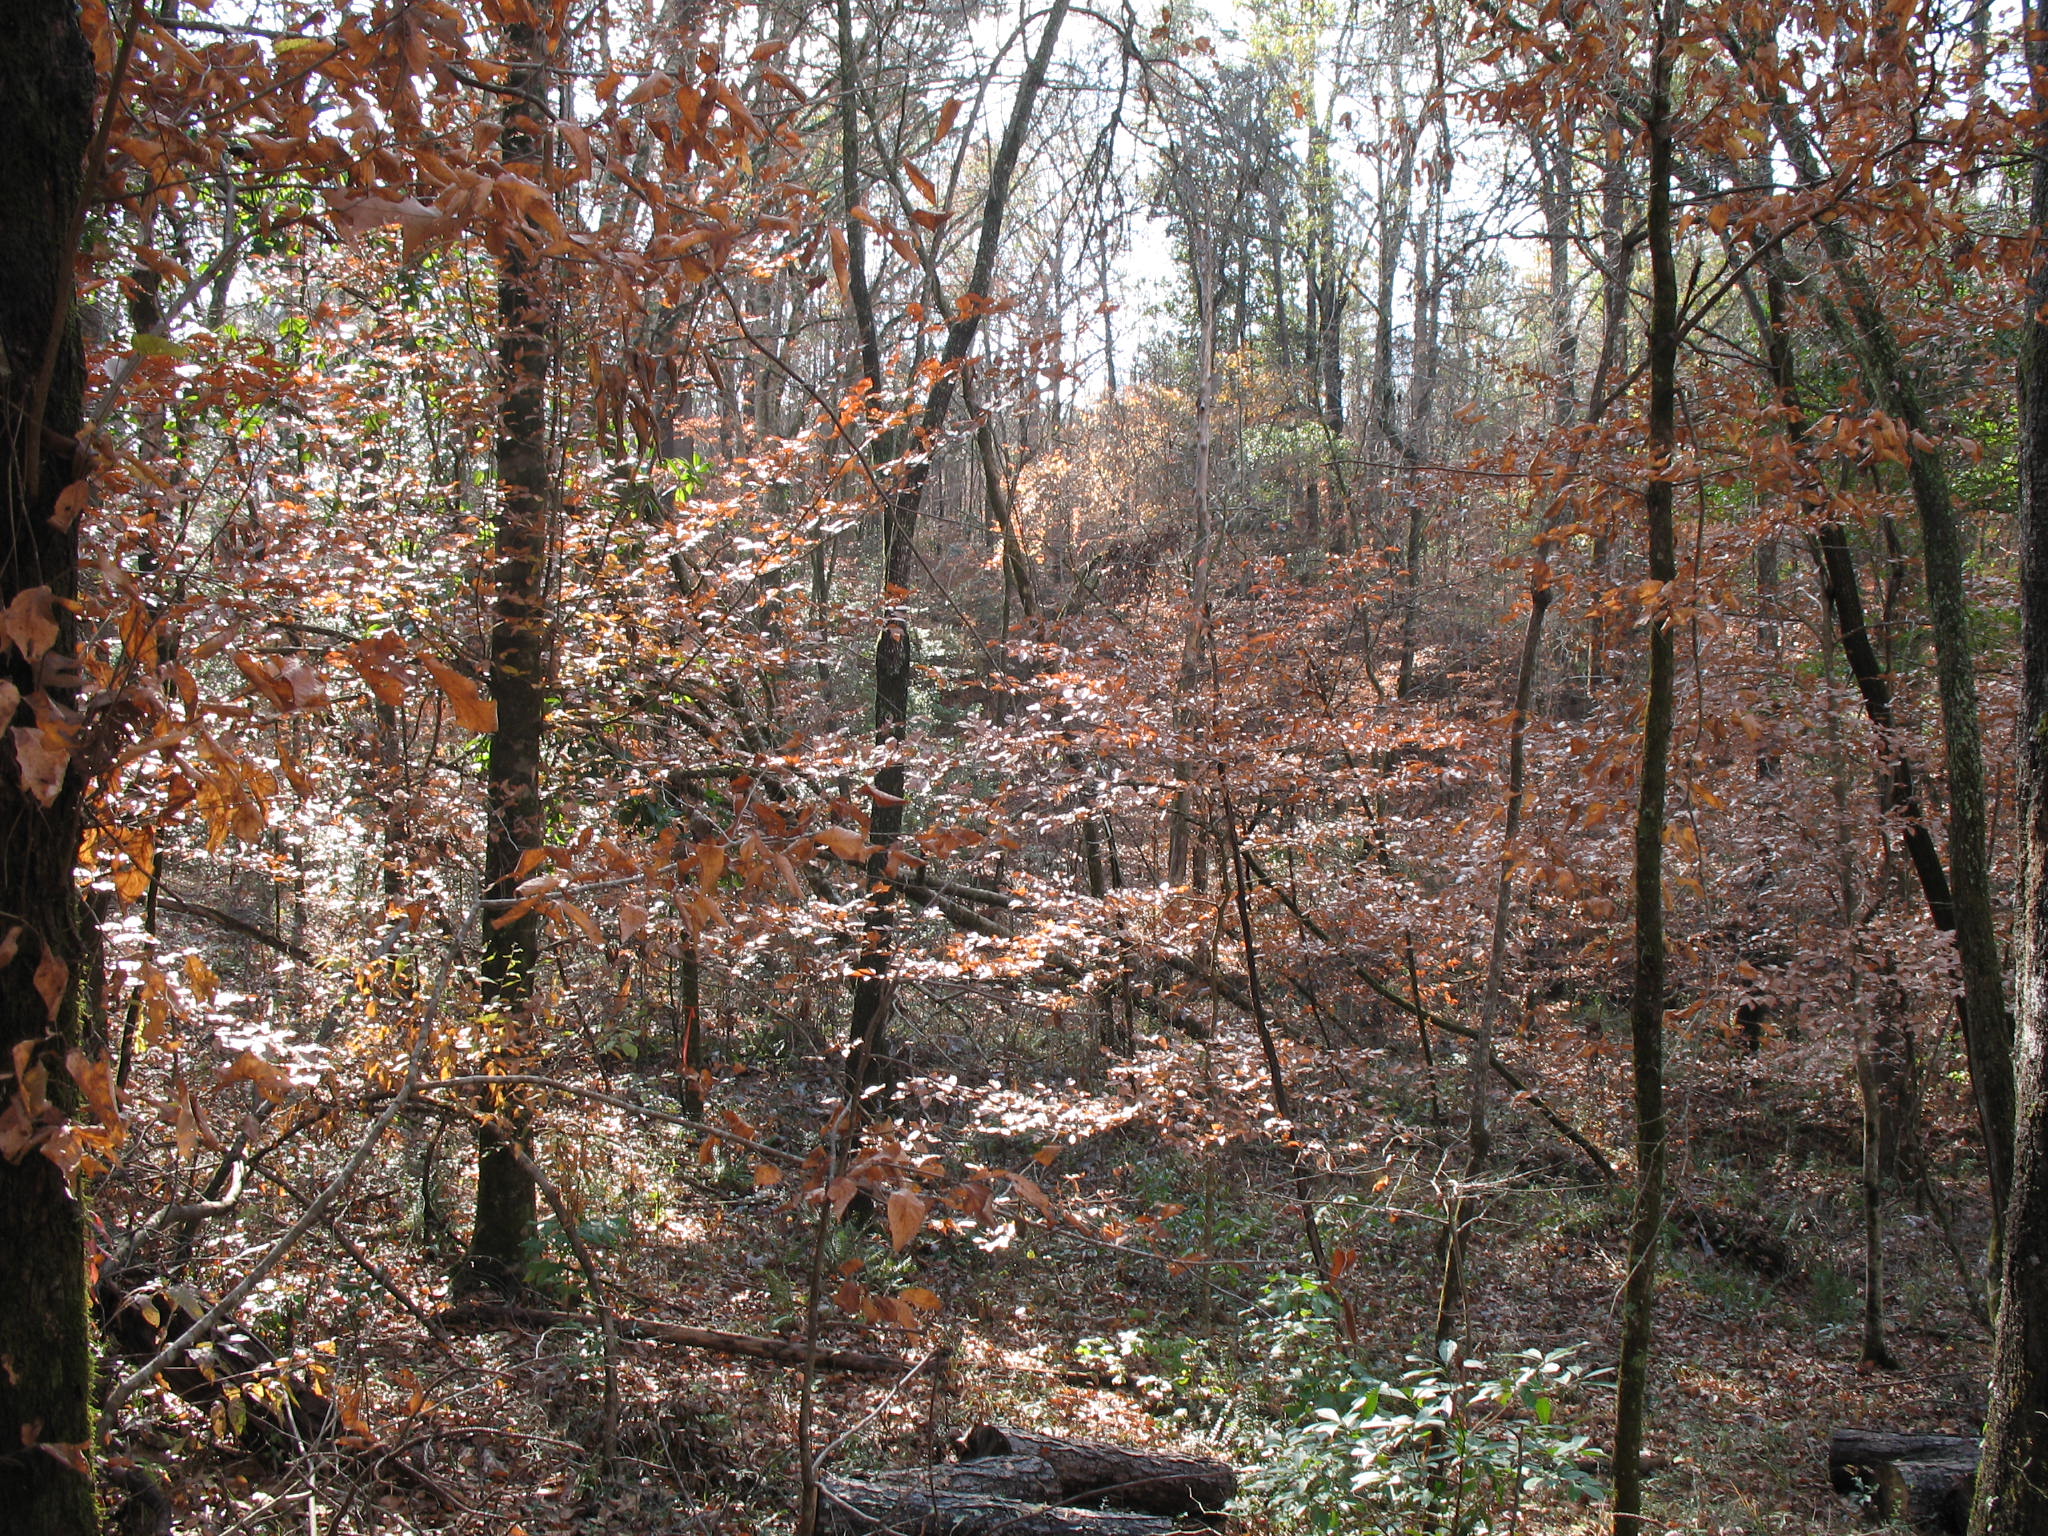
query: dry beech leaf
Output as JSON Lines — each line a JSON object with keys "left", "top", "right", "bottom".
{"left": 623, "top": 70, "right": 674, "bottom": 105}
{"left": 900, "top": 1286, "right": 941, "bottom": 1313}
{"left": 814, "top": 825, "right": 867, "bottom": 861}
{"left": 34, "top": 947, "right": 68, "bottom": 1022}
{"left": 13, "top": 725, "right": 70, "bottom": 808}
{"left": 65, "top": 1050, "right": 120, "bottom": 1132}
{"left": 886, "top": 1189, "right": 927, "bottom": 1251}
{"left": 3, "top": 587, "right": 59, "bottom": 663}
{"left": 420, "top": 658, "right": 497, "bottom": 733}
{"left": 752, "top": 1162, "right": 783, "bottom": 1187}
{"left": 50, "top": 481, "right": 89, "bottom": 533}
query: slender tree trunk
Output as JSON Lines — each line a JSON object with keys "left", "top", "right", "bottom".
{"left": 1969, "top": 7, "right": 2048, "bottom": 1521}
{"left": 1855, "top": 1034, "right": 1897, "bottom": 1369}
{"left": 1586, "top": 124, "right": 1634, "bottom": 694}
{"left": 0, "top": 4, "right": 96, "bottom": 1530}
{"left": 846, "top": 0, "right": 1072, "bottom": 1094}
{"left": 1613, "top": 6, "right": 1678, "bottom": 1525}
{"left": 462, "top": 22, "right": 552, "bottom": 1292}
{"left": 1434, "top": 125, "right": 1577, "bottom": 1345}
{"left": 1167, "top": 228, "right": 1218, "bottom": 888}
{"left": 1762, "top": 84, "right": 2014, "bottom": 1230}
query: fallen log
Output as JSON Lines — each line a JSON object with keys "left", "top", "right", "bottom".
{"left": 1876, "top": 1458, "right": 1977, "bottom": 1532}
{"left": 956, "top": 1425, "right": 1237, "bottom": 1518}
{"left": 1827, "top": 1429, "right": 1979, "bottom": 1494}
{"left": 436, "top": 1301, "right": 911, "bottom": 1374}
{"left": 96, "top": 1267, "right": 335, "bottom": 1457}
{"left": 833, "top": 1457, "right": 1063, "bottom": 1503}
{"left": 816, "top": 1475, "right": 1192, "bottom": 1536}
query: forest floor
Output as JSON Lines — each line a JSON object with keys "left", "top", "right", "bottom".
{"left": 128, "top": 1007, "right": 1994, "bottom": 1536}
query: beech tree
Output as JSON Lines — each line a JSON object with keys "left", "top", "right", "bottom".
{"left": 0, "top": 2, "right": 98, "bottom": 1530}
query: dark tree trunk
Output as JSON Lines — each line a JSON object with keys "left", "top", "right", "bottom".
{"left": 1759, "top": 85, "right": 2015, "bottom": 1231}
{"left": 462, "top": 22, "right": 553, "bottom": 1293}
{"left": 845, "top": 0, "right": 1071, "bottom": 1096}
{"left": 1971, "top": 6, "right": 2048, "bottom": 1523}
{"left": 1613, "top": 6, "right": 1678, "bottom": 1526}
{"left": 0, "top": 3, "right": 98, "bottom": 1530}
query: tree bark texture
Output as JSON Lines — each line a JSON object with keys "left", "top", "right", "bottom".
{"left": 816, "top": 1478, "right": 1192, "bottom": 1536}
{"left": 954, "top": 1425, "right": 1238, "bottom": 1518}
{"left": 0, "top": 2, "right": 98, "bottom": 1530}
{"left": 1612, "top": 8, "right": 1678, "bottom": 1527}
{"left": 1970, "top": 8, "right": 2048, "bottom": 1522}
{"left": 1831, "top": 1430, "right": 1979, "bottom": 1493}
{"left": 464, "top": 21, "right": 552, "bottom": 1291}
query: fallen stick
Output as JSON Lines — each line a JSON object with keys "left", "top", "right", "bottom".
{"left": 1241, "top": 850, "right": 1617, "bottom": 1180}
{"left": 434, "top": 1301, "right": 911, "bottom": 1374}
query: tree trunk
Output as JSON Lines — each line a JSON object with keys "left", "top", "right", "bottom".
{"left": 1763, "top": 86, "right": 2014, "bottom": 1231}
{"left": 845, "top": 0, "right": 1071, "bottom": 1096}
{"left": 462, "top": 22, "right": 553, "bottom": 1293}
{"left": 1970, "top": 5, "right": 2048, "bottom": 1520}
{"left": 0, "top": 2, "right": 98, "bottom": 1529}
{"left": 1612, "top": 6, "right": 1678, "bottom": 1526}
{"left": 1166, "top": 218, "right": 1218, "bottom": 889}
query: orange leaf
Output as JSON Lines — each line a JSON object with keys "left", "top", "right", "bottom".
{"left": 51, "top": 480, "right": 89, "bottom": 533}
{"left": 932, "top": 97, "right": 961, "bottom": 142}
{"left": 420, "top": 658, "right": 497, "bottom": 733}
{"left": 900, "top": 1286, "right": 941, "bottom": 1312}
{"left": 814, "top": 825, "right": 868, "bottom": 861}
{"left": 753, "top": 1162, "right": 783, "bottom": 1186}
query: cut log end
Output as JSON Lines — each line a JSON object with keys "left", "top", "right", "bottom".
{"left": 1877, "top": 1459, "right": 1977, "bottom": 1533}
{"left": 1827, "top": 1429, "right": 1980, "bottom": 1534}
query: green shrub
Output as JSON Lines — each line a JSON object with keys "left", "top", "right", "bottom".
{"left": 1246, "top": 1280, "right": 1603, "bottom": 1536}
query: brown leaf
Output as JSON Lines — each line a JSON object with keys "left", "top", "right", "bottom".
{"left": 619, "top": 901, "right": 647, "bottom": 942}
{"left": 34, "top": 947, "right": 68, "bottom": 1022}
{"left": 623, "top": 70, "right": 674, "bottom": 105}
{"left": 3, "top": 587, "right": 59, "bottom": 663}
{"left": 900, "top": 1286, "right": 941, "bottom": 1312}
{"left": 886, "top": 1189, "right": 927, "bottom": 1251}
{"left": 65, "top": 1050, "right": 120, "bottom": 1134}
{"left": 50, "top": 481, "right": 89, "bottom": 533}
{"left": 13, "top": 726, "right": 70, "bottom": 808}
{"left": 753, "top": 1162, "right": 783, "bottom": 1187}
{"left": 814, "top": 825, "right": 868, "bottom": 861}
